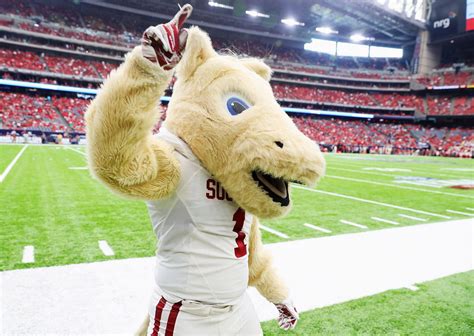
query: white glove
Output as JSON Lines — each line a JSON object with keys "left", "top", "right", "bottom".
{"left": 141, "top": 4, "right": 193, "bottom": 70}
{"left": 275, "top": 298, "right": 299, "bottom": 330}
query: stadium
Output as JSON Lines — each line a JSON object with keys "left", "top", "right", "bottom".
{"left": 0, "top": 0, "right": 473, "bottom": 335}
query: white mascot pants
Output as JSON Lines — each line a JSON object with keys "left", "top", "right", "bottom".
{"left": 147, "top": 292, "right": 262, "bottom": 336}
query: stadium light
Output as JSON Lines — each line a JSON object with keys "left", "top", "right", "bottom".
{"left": 315, "top": 26, "right": 338, "bottom": 34}
{"left": 245, "top": 10, "right": 270, "bottom": 18}
{"left": 281, "top": 18, "right": 305, "bottom": 27}
{"left": 350, "top": 34, "right": 375, "bottom": 42}
{"left": 208, "top": 1, "right": 234, "bottom": 10}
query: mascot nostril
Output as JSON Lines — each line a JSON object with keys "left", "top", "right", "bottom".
{"left": 85, "top": 4, "right": 324, "bottom": 335}
{"left": 275, "top": 141, "right": 284, "bottom": 148}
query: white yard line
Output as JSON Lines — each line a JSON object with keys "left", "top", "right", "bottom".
{"left": 21, "top": 246, "right": 35, "bottom": 263}
{"left": 304, "top": 223, "right": 332, "bottom": 233}
{"left": 398, "top": 214, "right": 427, "bottom": 222}
{"left": 328, "top": 161, "right": 472, "bottom": 179}
{"left": 293, "top": 185, "right": 452, "bottom": 219}
{"left": 67, "top": 147, "right": 87, "bottom": 157}
{"left": 326, "top": 174, "right": 474, "bottom": 199}
{"left": 446, "top": 210, "right": 474, "bottom": 216}
{"left": 329, "top": 166, "right": 397, "bottom": 178}
{"left": 441, "top": 168, "right": 474, "bottom": 172}
{"left": 98, "top": 240, "right": 115, "bottom": 256}
{"left": 465, "top": 208, "right": 474, "bottom": 211}
{"left": 340, "top": 219, "right": 368, "bottom": 229}
{"left": 0, "top": 145, "right": 28, "bottom": 183}
{"left": 260, "top": 225, "right": 289, "bottom": 239}
{"left": 2, "top": 219, "right": 472, "bottom": 335}
{"left": 371, "top": 217, "right": 399, "bottom": 225}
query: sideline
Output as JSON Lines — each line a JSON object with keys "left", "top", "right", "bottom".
{"left": 2, "top": 219, "right": 472, "bottom": 334}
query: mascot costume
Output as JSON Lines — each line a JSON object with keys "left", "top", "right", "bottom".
{"left": 86, "top": 4, "right": 325, "bottom": 335}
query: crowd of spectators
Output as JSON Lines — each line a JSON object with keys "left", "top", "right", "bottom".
{"left": 51, "top": 96, "right": 90, "bottom": 133}
{"left": 1, "top": 90, "right": 471, "bottom": 157}
{"left": 2, "top": 46, "right": 473, "bottom": 116}
{"left": 0, "top": 0, "right": 472, "bottom": 157}
{"left": 416, "top": 71, "right": 473, "bottom": 87}
{"left": 0, "top": 92, "right": 68, "bottom": 131}
{"left": 2, "top": 0, "right": 474, "bottom": 87}
{"left": 274, "top": 84, "right": 378, "bottom": 106}
{"left": 293, "top": 116, "right": 473, "bottom": 157}
{"left": 404, "top": 124, "right": 474, "bottom": 157}
{"left": 0, "top": 47, "right": 116, "bottom": 79}
{"left": 43, "top": 55, "right": 98, "bottom": 77}
{"left": 272, "top": 84, "right": 424, "bottom": 112}
{"left": 1, "top": 0, "right": 410, "bottom": 73}
{"left": 0, "top": 48, "right": 44, "bottom": 71}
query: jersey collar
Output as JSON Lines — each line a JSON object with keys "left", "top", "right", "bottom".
{"left": 156, "top": 127, "right": 199, "bottom": 163}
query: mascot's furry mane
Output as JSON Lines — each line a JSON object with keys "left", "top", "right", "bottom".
{"left": 165, "top": 27, "right": 325, "bottom": 218}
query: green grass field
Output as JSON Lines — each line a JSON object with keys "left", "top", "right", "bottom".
{"left": 262, "top": 270, "right": 474, "bottom": 335}
{"left": 1, "top": 144, "right": 473, "bottom": 335}
{"left": 1, "top": 144, "right": 473, "bottom": 270}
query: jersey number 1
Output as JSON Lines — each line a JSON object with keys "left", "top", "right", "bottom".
{"left": 232, "top": 208, "right": 247, "bottom": 258}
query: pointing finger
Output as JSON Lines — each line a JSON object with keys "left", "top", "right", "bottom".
{"left": 170, "top": 4, "right": 193, "bottom": 30}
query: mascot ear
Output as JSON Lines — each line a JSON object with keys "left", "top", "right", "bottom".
{"left": 240, "top": 58, "right": 272, "bottom": 82}
{"left": 176, "top": 26, "right": 218, "bottom": 80}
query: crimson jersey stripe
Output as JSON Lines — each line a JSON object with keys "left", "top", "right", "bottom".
{"left": 151, "top": 297, "right": 167, "bottom": 336}
{"left": 162, "top": 24, "right": 176, "bottom": 52}
{"left": 165, "top": 301, "right": 182, "bottom": 336}
{"left": 177, "top": 11, "right": 187, "bottom": 29}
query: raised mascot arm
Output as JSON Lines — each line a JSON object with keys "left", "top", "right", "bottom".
{"left": 85, "top": 5, "right": 192, "bottom": 200}
{"left": 248, "top": 218, "right": 300, "bottom": 330}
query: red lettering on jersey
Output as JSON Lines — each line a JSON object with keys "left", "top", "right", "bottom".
{"left": 232, "top": 208, "right": 247, "bottom": 258}
{"left": 206, "top": 179, "right": 216, "bottom": 199}
{"left": 206, "top": 178, "right": 233, "bottom": 201}
{"left": 216, "top": 186, "right": 226, "bottom": 200}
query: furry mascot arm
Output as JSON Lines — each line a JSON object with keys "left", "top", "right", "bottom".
{"left": 85, "top": 6, "right": 192, "bottom": 200}
{"left": 248, "top": 218, "right": 300, "bottom": 330}
{"left": 248, "top": 218, "right": 288, "bottom": 301}
{"left": 85, "top": 49, "right": 179, "bottom": 199}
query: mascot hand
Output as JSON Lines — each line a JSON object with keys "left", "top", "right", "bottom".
{"left": 141, "top": 4, "right": 193, "bottom": 69}
{"left": 275, "top": 298, "right": 299, "bottom": 330}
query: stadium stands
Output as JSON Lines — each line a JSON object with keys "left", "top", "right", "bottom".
{"left": 43, "top": 55, "right": 98, "bottom": 77}
{"left": 0, "top": 48, "right": 45, "bottom": 71}
{"left": 0, "top": 92, "right": 68, "bottom": 131}
{"left": 2, "top": 46, "right": 472, "bottom": 117}
{"left": 416, "top": 71, "right": 473, "bottom": 87}
{"left": 0, "top": 91, "right": 471, "bottom": 157}
{"left": 51, "top": 96, "right": 90, "bottom": 133}
{"left": 0, "top": 0, "right": 472, "bottom": 157}
{"left": 294, "top": 116, "right": 473, "bottom": 157}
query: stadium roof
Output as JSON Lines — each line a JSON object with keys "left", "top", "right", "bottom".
{"left": 81, "top": 0, "right": 426, "bottom": 47}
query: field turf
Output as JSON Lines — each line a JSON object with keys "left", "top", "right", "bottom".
{"left": 262, "top": 270, "right": 474, "bottom": 335}
{"left": 1, "top": 144, "right": 473, "bottom": 335}
{"left": 1, "top": 144, "right": 473, "bottom": 270}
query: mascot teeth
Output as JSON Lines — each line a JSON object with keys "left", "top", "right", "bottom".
{"left": 252, "top": 171, "right": 290, "bottom": 206}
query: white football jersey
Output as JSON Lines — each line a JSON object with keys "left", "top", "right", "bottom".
{"left": 147, "top": 127, "right": 253, "bottom": 305}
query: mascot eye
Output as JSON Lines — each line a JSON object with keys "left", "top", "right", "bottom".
{"left": 226, "top": 97, "right": 250, "bottom": 116}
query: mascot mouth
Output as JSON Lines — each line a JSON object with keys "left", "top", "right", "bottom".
{"left": 252, "top": 171, "right": 290, "bottom": 206}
